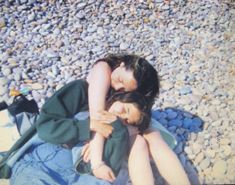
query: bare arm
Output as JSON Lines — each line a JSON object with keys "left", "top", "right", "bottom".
{"left": 87, "top": 61, "right": 115, "bottom": 181}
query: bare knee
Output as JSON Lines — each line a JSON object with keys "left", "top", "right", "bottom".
{"left": 143, "top": 130, "right": 168, "bottom": 150}
{"left": 130, "top": 135, "right": 148, "bottom": 153}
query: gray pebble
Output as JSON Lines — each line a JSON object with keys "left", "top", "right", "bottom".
{"left": 0, "top": 85, "right": 7, "bottom": 96}
{"left": 2, "top": 67, "right": 11, "bottom": 76}
{"left": 0, "top": 18, "right": 6, "bottom": 28}
{"left": 179, "top": 86, "right": 192, "bottom": 95}
{"left": 120, "top": 42, "right": 129, "bottom": 50}
{"left": 0, "top": 77, "right": 8, "bottom": 86}
{"left": 199, "top": 158, "right": 211, "bottom": 170}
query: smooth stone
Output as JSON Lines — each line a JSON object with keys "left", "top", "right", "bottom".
{"left": 8, "top": 58, "right": 18, "bottom": 67}
{"left": 28, "top": 0, "right": 36, "bottom": 5}
{"left": 76, "top": 2, "right": 87, "bottom": 10}
{"left": 28, "top": 12, "right": 36, "bottom": 21}
{"left": 192, "top": 143, "right": 202, "bottom": 155}
{"left": 212, "top": 160, "right": 227, "bottom": 177}
{"left": 179, "top": 86, "right": 192, "bottom": 95}
{"left": 219, "top": 138, "right": 230, "bottom": 145}
{"left": 190, "top": 132, "right": 198, "bottom": 141}
{"left": 52, "top": 66, "right": 59, "bottom": 76}
{"left": 211, "top": 99, "right": 221, "bottom": 105}
{"left": 199, "top": 157, "right": 211, "bottom": 170}
{"left": 190, "top": 94, "right": 202, "bottom": 104}
{"left": 179, "top": 153, "right": 187, "bottom": 166}
{"left": 53, "top": 28, "right": 61, "bottom": 35}
{"left": 55, "top": 40, "right": 64, "bottom": 48}
{"left": 0, "top": 77, "right": 8, "bottom": 86}
{"left": 0, "top": 18, "right": 6, "bottom": 28}
{"left": 76, "top": 10, "right": 86, "bottom": 19}
{"left": 87, "top": 25, "right": 97, "bottom": 33}
{"left": 2, "top": 67, "right": 11, "bottom": 76}
{"left": 152, "top": 110, "right": 162, "bottom": 120}
{"left": 168, "top": 119, "right": 182, "bottom": 127}
{"left": 30, "top": 83, "right": 43, "bottom": 90}
{"left": 205, "top": 149, "right": 216, "bottom": 158}
{"left": 158, "top": 118, "right": 168, "bottom": 125}
{"left": 184, "top": 146, "right": 193, "bottom": 155}
{"left": 183, "top": 111, "right": 193, "bottom": 118}
{"left": 0, "top": 53, "right": 9, "bottom": 63}
{"left": 20, "top": 0, "right": 28, "bottom": 4}
{"left": 14, "top": 73, "right": 21, "bottom": 81}
{"left": 189, "top": 65, "right": 201, "bottom": 72}
{"left": 119, "top": 42, "right": 129, "bottom": 50}
{"left": 44, "top": 49, "right": 59, "bottom": 58}
{"left": 167, "top": 111, "right": 178, "bottom": 120}
{"left": 0, "top": 85, "right": 7, "bottom": 96}
{"left": 183, "top": 118, "right": 193, "bottom": 129}
{"left": 192, "top": 117, "right": 203, "bottom": 127}
{"left": 32, "top": 90, "right": 42, "bottom": 102}
{"left": 222, "top": 145, "right": 232, "bottom": 156}
{"left": 176, "top": 73, "right": 187, "bottom": 81}
{"left": 160, "top": 112, "right": 167, "bottom": 119}
{"left": 161, "top": 82, "right": 173, "bottom": 91}
{"left": 168, "top": 126, "right": 177, "bottom": 132}
{"left": 174, "top": 141, "right": 183, "bottom": 154}
{"left": 56, "top": 83, "right": 64, "bottom": 91}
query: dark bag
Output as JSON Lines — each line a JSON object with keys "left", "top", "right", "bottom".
{"left": 0, "top": 94, "right": 39, "bottom": 137}
{"left": 8, "top": 95, "right": 39, "bottom": 116}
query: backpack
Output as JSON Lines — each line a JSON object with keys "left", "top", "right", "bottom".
{"left": 0, "top": 95, "right": 39, "bottom": 153}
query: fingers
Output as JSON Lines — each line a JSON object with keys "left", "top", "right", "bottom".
{"left": 81, "top": 143, "right": 90, "bottom": 162}
{"left": 94, "top": 111, "right": 117, "bottom": 123}
{"left": 108, "top": 170, "right": 116, "bottom": 182}
{"left": 95, "top": 124, "right": 113, "bottom": 138}
{"left": 81, "top": 143, "right": 89, "bottom": 156}
{"left": 90, "top": 120, "right": 114, "bottom": 138}
{"left": 83, "top": 147, "right": 90, "bottom": 162}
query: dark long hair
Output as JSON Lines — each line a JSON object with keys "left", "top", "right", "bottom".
{"left": 96, "top": 53, "right": 160, "bottom": 107}
{"left": 106, "top": 91, "right": 151, "bottom": 132}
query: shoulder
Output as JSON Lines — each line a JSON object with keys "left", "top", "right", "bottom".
{"left": 87, "top": 61, "right": 112, "bottom": 83}
{"left": 93, "top": 61, "right": 111, "bottom": 70}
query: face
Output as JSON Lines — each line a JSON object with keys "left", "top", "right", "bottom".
{"left": 108, "top": 101, "right": 141, "bottom": 125}
{"left": 111, "top": 63, "right": 137, "bottom": 92}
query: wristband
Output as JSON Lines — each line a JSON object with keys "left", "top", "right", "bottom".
{"left": 91, "top": 161, "right": 105, "bottom": 171}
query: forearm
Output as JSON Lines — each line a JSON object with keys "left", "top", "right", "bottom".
{"left": 90, "top": 133, "right": 105, "bottom": 168}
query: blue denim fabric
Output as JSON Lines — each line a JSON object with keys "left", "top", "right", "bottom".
{"left": 10, "top": 142, "right": 111, "bottom": 185}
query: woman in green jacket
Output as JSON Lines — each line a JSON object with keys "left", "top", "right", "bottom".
{"left": 6, "top": 79, "right": 151, "bottom": 185}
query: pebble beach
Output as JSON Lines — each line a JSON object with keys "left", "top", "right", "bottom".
{"left": 0, "top": 0, "right": 235, "bottom": 184}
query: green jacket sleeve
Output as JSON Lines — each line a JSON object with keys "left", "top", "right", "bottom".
{"left": 103, "top": 119, "right": 129, "bottom": 175}
{"left": 36, "top": 80, "right": 90, "bottom": 145}
{"left": 76, "top": 119, "right": 129, "bottom": 176}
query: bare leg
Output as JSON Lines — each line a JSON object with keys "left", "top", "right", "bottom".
{"left": 143, "top": 130, "right": 190, "bottom": 185}
{"left": 128, "top": 135, "right": 154, "bottom": 185}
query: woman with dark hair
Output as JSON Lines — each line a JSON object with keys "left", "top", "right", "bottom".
{"left": 87, "top": 53, "right": 190, "bottom": 185}
{"left": 86, "top": 53, "right": 160, "bottom": 182}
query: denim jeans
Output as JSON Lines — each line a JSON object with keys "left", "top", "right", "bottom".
{"left": 10, "top": 142, "right": 111, "bottom": 185}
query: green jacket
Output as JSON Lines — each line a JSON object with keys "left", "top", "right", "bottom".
{"left": 0, "top": 79, "right": 129, "bottom": 178}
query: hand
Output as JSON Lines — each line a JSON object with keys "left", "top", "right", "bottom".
{"left": 81, "top": 142, "right": 90, "bottom": 163}
{"left": 92, "top": 163, "right": 116, "bottom": 183}
{"left": 93, "top": 111, "right": 117, "bottom": 124}
{"left": 90, "top": 119, "right": 114, "bottom": 138}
